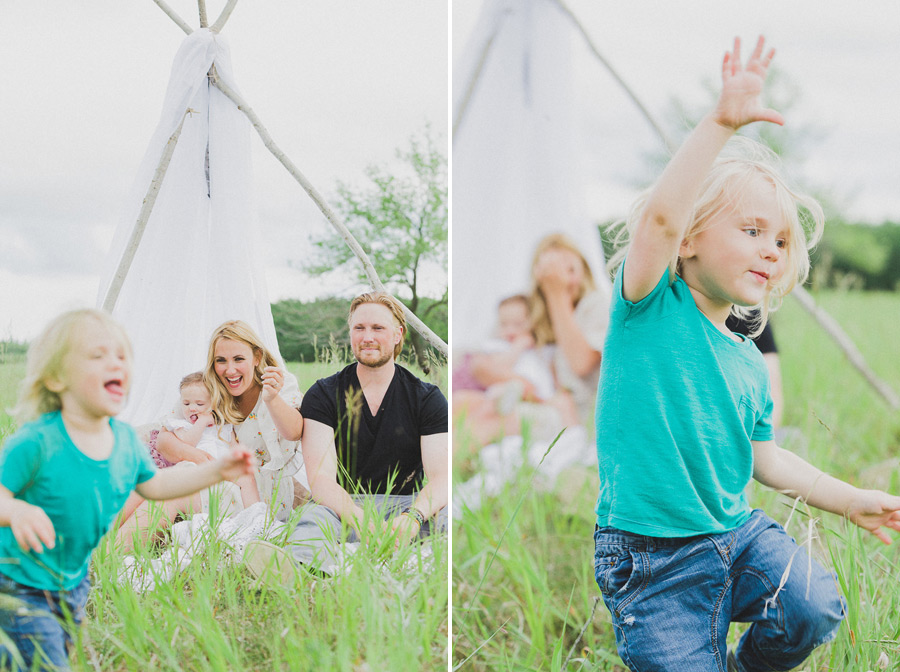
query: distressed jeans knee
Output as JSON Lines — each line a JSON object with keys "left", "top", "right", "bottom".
{"left": 592, "top": 511, "right": 845, "bottom": 672}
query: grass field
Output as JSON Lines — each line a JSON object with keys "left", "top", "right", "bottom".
{"left": 452, "top": 289, "right": 900, "bottom": 671}
{"left": 0, "top": 359, "right": 449, "bottom": 672}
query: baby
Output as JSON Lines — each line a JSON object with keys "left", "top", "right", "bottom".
{"left": 165, "top": 372, "right": 261, "bottom": 510}
{"left": 453, "top": 294, "right": 556, "bottom": 403}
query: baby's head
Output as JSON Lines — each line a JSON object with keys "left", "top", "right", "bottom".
{"left": 179, "top": 372, "right": 211, "bottom": 424}
{"left": 497, "top": 295, "right": 533, "bottom": 344}
{"left": 15, "top": 309, "right": 132, "bottom": 423}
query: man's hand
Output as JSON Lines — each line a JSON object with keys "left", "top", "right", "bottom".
{"left": 390, "top": 513, "right": 421, "bottom": 550}
{"left": 11, "top": 502, "right": 56, "bottom": 554}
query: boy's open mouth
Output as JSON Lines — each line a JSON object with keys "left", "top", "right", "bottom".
{"left": 105, "top": 379, "right": 125, "bottom": 398}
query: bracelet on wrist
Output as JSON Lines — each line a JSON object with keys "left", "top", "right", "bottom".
{"left": 401, "top": 507, "right": 426, "bottom": 529}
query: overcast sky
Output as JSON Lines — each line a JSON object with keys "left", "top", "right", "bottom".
{"left": 453, "top": 0, "right": 900, "bottom": 227}
{"left": 0, "top": 1, "right": 448, "bottom": 340}
{"left": 2, "top": 2, "right": 898, "bottom": 341}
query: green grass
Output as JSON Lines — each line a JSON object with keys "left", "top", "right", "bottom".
{"left": 453, "top": 289, "right": 900, "bottom": 671}
{"left": 1, "top": 360, "right": 449, "bottom": 671}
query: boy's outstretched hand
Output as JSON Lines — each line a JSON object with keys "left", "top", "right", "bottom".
{"left": 847, "top": 489, "right": 900, "bottom": 545}
{"left": 217, "top": 446, "right": 256, "bottom": 483}
{"left": 715, "top": 36, "right": 784, "bottom": 131}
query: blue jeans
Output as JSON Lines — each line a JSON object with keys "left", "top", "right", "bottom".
{"left": 593, "top": 510, "right": 844, "bottom": 671}
{"left": 0, "top": 573, "right": 89, "bottom": 672}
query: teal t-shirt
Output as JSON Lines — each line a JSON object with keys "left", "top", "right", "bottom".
{"left": 0, "top": 411, "right": 157, "bottom": 590}
{"left": 594, "top": 267, "right": 774, "bottom": 537}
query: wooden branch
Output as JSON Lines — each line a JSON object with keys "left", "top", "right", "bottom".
{"left": 210, "top": 0, "right": 239, "bottom": 33}
{"left": 198, "top": 0, "right": 209, "bottom": 28}
{"left": 152, "top": 0, "right": 193, "bottom": 35}
{"left": 550, "top": 0, "right": 677, "bottom": 155}
{"left": 452, "top": 9, "right": 506, "bottom": 142}
{"left": 209, "top": 75, "right": 449, "bottom": 357}
{"left": 102, "top": 109, "right": 194, "bottom": 313}
{"left": 790, "top": 285, "right": 900, "bottom": 410}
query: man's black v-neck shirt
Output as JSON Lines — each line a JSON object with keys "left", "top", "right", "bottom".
{"left": 300, "top": 363, "right": 447, "bottom": 495}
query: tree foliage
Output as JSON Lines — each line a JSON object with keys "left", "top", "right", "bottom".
{"left": 271, "top": 296, "right": 448, "bottom": 365}
{"left": 303, "top": 128, "right": 448, "bottom": 369}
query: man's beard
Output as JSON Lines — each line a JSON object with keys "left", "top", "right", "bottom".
{"left": 355, "top": 345, "right": 393, "bottom": 368}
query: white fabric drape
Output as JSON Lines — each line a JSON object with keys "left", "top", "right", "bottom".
{"left": 97, "top": 29, "right": 282, "bottom": 425}
{"left": 452, "top": 0, "right": 610, "bottom": 350}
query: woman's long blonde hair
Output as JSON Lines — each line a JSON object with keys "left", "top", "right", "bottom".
{"left": 607, "top": 138, "right": 824, "bottom": 336}
{"left": 529, "top": 233, "right": 597, "bottom": 347}
{"left": 14, "top": 309, "right": 132, "bottom": 424}
{"left": 204, "top": 320, "right": 279, "bottom": 425}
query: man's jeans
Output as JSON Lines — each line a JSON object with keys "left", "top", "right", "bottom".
{"left": 0, "top": 573, "right": 89, "bottom": 672}
{"left": 593, "top": 509, "right": 844, "bottom": 672}
{"left": 287, "top": 494, "right": 447, "bottom": 574}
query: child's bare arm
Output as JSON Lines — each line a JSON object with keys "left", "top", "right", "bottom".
{"left": 156, "top": 428, "right": 215, "bottom": 464}
{"left": 624, "top": 36, "right": 783, "bottom": 303}
{"left": 135, "top": 448, "right": 255, "bottom": 501}
{"left": 753, "top": 440, "right": 900, "bottom": 544}
{"left": 0, "top": 484, "right": 56, "bottom": 553}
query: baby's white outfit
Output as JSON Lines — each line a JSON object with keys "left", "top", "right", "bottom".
{"left": 163, "top": 417, "right": 244, "bottom": 515}
{"left": 164, "top": 417, "right": 233, "bottom": 458}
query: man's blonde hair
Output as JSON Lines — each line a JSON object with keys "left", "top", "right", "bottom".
{"left": 14, "top": 309, "right": 132, "bottom": 423}
{"left": 204, "top": 320, "right": 279, "bottom": 425}
{"left": 608, "top": 138, "right": 824, "bottom": 336}
{"left": 348, "top": 292, "right": 407, "bottom": 359}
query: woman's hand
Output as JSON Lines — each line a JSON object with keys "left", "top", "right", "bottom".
{"left": 261, "top": 366, "right": 285, "bottom": 403}
{"left": 714, "top": 36, "right": 784, "bottom": 131}
{"left": 534, "top": 249, "right": 577, "bottom": 304}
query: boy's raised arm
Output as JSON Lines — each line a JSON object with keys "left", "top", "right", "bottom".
{"left": 623, "top": 36, "right": 783, "bottom": 303}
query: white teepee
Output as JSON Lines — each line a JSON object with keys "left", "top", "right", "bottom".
{"left": 452, "top": 0, "right": 611, "bottom": 352}
{"left": 97, "top": 27, "right": 278, "bottom": 425}
{"left": 98, "top": 2, "right": 449, "bottom": 425}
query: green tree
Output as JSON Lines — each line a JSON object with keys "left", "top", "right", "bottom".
{"left": 303, "top": 128, "right": 448, "bottom": 371}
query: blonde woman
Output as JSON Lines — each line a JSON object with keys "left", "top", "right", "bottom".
{"left": 118, "top": 321, "right": 304, "bottom": 549}
{"left": 204, "top": 321, "right": 304, "bottom": 520}
{"left": 455, "top": 233, "right": 608, "bottom": 449}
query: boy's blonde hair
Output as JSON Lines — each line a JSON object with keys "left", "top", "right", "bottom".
{"left": 204, "top": 321, "right": 279, "bottom": 426}
{"left": 15, "top": 309, "right": 132, "bottom": 423}
{"left": 608, "top": 138, "right": 824, "bottom": 336}
{"left": 348, "top": 292, "right": 407, "bottom": 359}
{"left": 529, "top": 233, "right": 597, "bottom": 346}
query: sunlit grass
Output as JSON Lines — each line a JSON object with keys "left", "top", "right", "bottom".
{"left": 453, "top": 289, "right": 900, "bottom": 671}
{"left": 1, "top": 360, "right": 449, "bottom": 671}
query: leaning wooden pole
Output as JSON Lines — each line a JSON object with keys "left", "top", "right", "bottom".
{"left": 209, "top": 74, "right": 448, "bottom": 356}
{"left": 557, "top": 1, "right": 898, "bottom": 409}
{"left": 452, "top": 9, "right": 505, "bottom": 143}
{"left": 102, "top": 109, "right": 192, "bottom": 313}
{"left": 551, "top": 0, "right": 677, "bottom": 155}
{"left": 791, "top": 286, "right": 900, "bottom": 409}
{"left": 146, "top": 0, "right": 447, "bottom": 357}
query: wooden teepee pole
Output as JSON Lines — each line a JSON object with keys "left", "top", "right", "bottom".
{"left": 790, "top": 286, "right": 900, "bottom": 410}
{"left": 102, "top": 109, "right": 193, "bottom": 313}
{"left": 136, "top": 0, "right": 448, "bottom": 357}
{"left": 555, "top": 0, "right": 898, "bottom": 409}
{"left": 209, "top": 73, "right": 448, "bottom": 356}
{"left": 452, "top": 8, "right": 506, "bottom": 143}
